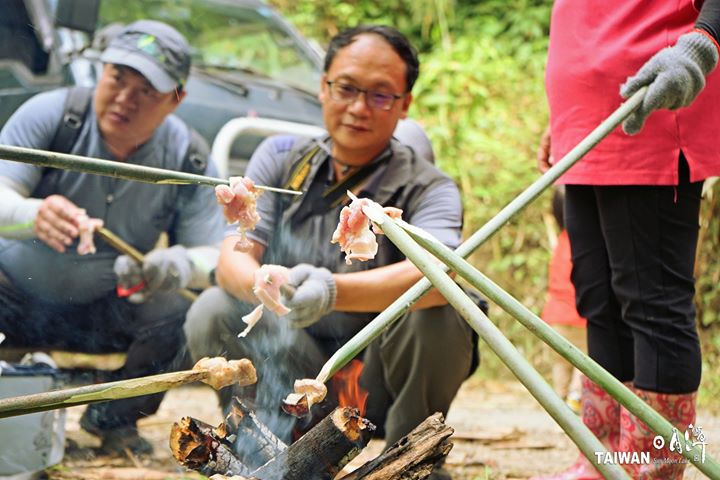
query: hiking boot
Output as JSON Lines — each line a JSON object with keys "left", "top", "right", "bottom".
{"left": 80, "top": 409, "right": 154, "bottom": 456}
{"left": 618, "top": 388, "right": 696, "bottom": 479}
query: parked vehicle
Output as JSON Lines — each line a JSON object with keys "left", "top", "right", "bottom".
{"left": 0, "top": 0, "right": 325, "bottom": 175}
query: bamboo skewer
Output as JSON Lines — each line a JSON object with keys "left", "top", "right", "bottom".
{"left": 95, "top": 227, "right": 198, "bottom": 302}
{"left": 359, "top": 204, "right": 629, "bottom": 480}
{"left": 0, "top": 369, "right": 209, "bottom": 419}
{"left": 316, "top": 87, "right": 647, "bottom": 384}
{"left": 0, "top": 358, "right": 256, "bottom": 419}
{"left": 0, "top": 144, "right": 302, "bottom": 196}
{"left": 391, "top": 217, "right": 720, "bottom": 478}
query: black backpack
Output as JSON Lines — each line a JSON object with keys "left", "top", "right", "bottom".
{"left": 48, "top": 86, "right": 210, "bottom": 201}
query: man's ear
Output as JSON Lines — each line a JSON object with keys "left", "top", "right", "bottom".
{"left": 400, "top": 93, "right": 413, "bottom": 119}
{"left": 173, "top": 88, "right": 187, "bottom": 104}
{"left": 318, "top": 74, "right": 329, "bottom": 103}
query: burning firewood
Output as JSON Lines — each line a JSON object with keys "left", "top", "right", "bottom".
{"left": 222, "top": 398, "right": 288, "bottom": 469}
{"left": 248, "top": 407, "right": 374, "bottom": 480}
{"left": 170, "top": 416, "right": 252, "bottom": 478}
{"left": 171, "top": 398, "right": 287, "bottom": 475}
{"left": 338, "top": 412, "right": 453, "bottom": 480}
{"left": 171, "top": 406, "right": 374, "bottom": 480}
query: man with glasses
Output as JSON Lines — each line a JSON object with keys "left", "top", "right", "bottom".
{"left": 184, "top": 25, "right": 476, "bottom": 479}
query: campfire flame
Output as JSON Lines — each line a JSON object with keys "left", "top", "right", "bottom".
{"left": 333, "top": 360, "right": 369, "bottom": 416}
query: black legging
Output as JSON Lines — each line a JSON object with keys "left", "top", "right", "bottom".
{"left": 564, "top": 156, "right": 702, "bottom": 394}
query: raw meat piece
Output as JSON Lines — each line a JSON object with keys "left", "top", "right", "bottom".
{"left": 76, "top": 211, "right": 103, "bottom": 255}
{"left": 215, "top": 176, "right": 262, "bottom": 252}
{"left": 331, "top": 197, "right": 404, "bottom": 264}
{"left": 253, "top": 264, "right": 291, "bottom": 315}
{"left": 238, "top": 304, "right": 264, "bottom": 338}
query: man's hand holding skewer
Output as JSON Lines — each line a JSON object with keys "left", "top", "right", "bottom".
{"left": 114, "top": 245, "right": 193, "bottom": 303}
{"left": 34, "top": 194, "right": 84, "bottom": 252}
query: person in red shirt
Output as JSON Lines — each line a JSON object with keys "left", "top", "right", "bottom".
{"left": 540, "top": 187, "right": 587, "bottom": 414}
{"left": 533, "top": 1, "right": 720, "bottom": 479}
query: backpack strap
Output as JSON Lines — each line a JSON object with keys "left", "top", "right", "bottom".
{"left": 164, "top": 127, "right": 212, "bottom": 244}
{"left": 282, "top": 141, "right": 321, "bottom": 192}
{"left": 182, "top": 127, "right": 209, "bottom": 176}
{"left": 177, "top": 126, "right": 210, "bottom": 206}
{"left": 49, "top": 86, "right": 93, "bottom": 153}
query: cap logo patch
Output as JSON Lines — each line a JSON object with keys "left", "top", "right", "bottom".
{"left": 137, "top": 34, "right": 166, "bottom": 63}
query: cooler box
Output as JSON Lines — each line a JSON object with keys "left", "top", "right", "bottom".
{"left": 0, "top": 356, "right": 65, "bottom": 478}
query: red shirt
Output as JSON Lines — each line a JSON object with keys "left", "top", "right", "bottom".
{"left": 541, "top": 230, "right": 586, "bottom": 328}
{"left": 547, "top": 0, "right": 720, "bottom": 185}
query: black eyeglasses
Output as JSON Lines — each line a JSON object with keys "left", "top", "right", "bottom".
{"left": 326, "top": 81, "right": 404, "bottom": 111}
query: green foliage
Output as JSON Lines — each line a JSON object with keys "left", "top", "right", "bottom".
{"left": 269, "top": 0, "right": 452, "bottom": 51}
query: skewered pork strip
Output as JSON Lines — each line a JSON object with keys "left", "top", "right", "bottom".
{"left": 215, "top": 176, "right": 262, "bottom": 252}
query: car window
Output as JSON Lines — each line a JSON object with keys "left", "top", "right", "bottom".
{"left": 98, "top": 0, "right": 322, "bottom": 93}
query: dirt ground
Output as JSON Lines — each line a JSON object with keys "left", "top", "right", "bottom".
{"left": 47, "top": 377, "right": 719, "bottom": 480}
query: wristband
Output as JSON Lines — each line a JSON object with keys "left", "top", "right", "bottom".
{"left": 693, "top": 27, "right": 720, "bottom": 54}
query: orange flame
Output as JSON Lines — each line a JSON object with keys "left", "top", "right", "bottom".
{"left": 333, "top": 359, "right": 369, "bottom": 416}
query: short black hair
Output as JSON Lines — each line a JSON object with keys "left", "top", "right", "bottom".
{"left": 324, "top": 25, "right": 419, "bottom": 93}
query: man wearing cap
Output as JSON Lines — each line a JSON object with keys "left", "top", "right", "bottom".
{"left": 0, "top": 20, "right": 224, "bottom": 455}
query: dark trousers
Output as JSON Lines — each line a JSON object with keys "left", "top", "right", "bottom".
{"left": 184, "top": 287, "right": 476, "bottom": 446}
{"left": 564, "top": 158, "right": 702, "bottom": 394}
{"left": 0, "top": 270, "right": 190, "bottom": 429}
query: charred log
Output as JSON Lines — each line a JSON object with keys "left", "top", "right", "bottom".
{"left": 339, "top": 413, "right": 453, "bottom": 480}
{"left": 250, "top": 407, "right": 374, "bottom": 480}
{"left": 223, "top": 398, "right": 288, "bottom": 469}
{"left": 170, "top": 416, "right": 252, "bottom": 478}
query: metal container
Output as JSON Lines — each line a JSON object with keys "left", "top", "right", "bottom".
{"left": 0, "top": 354, "right": 65, "bottom": 479}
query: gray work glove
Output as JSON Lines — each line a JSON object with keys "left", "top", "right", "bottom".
{"left": 113, "top": 245, "right": 192, "bottom": 302}
{"left": 283, "top": 264, "right": 337, "bottom": 329}
{"left": 621, "top": 31, "right": 719, "bottom": 135}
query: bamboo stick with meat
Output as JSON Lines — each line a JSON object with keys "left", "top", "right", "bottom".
{"left": 0, "top": 357, "right": 256, "bottom": 418}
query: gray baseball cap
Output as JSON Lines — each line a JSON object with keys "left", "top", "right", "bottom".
{"left": 100, "top": 20, "right": 190, "bottom": 93}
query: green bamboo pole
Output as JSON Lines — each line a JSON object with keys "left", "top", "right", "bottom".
{"left": 396, "top": 219, "right": 720, "bottom": 478}
{"left": 359, "top": 203, "right": 629, "bottom": 480}
{"left": 0, "top": 369, "right": 209, "bottom": 419}
{"left": 317, "top": 87, "right": 647, "bottom": 383}
{"left": 0, "top": 143, "right": 301, "bottom": 195}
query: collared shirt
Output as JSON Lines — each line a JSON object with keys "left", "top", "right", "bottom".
{"left": 234, "top": 134, "right": 462, "bottom": 342}
{"left": 0, "top": 88, "right": 224, "bottom": 304}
